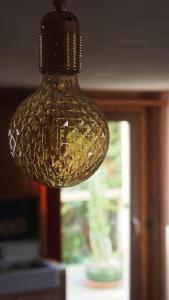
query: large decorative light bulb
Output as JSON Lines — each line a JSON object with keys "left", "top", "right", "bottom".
{"left": 8, "top": 0, "right": 109, "bottom": 188}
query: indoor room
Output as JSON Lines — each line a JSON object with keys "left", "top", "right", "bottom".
{"left": 0, "top": 1, "right": 169, "bottom": 300}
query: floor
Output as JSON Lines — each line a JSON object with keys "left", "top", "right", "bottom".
{"left": 66, "top": 265, "right": 125, "bottom": 300}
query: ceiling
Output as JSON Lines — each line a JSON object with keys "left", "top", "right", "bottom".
{"left": 1, "top": 0, "right": 169, "bottom": 90}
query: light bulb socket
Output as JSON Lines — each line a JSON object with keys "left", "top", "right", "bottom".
{"left": 53, "top": 0, "right": 67, "bottom": 12}
{"left": 39, "top": 6, "right": 82, "bottom": 75}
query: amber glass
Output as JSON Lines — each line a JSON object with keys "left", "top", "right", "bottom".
{"left": 8, "top": 74, "right": 109, "bottom": 188}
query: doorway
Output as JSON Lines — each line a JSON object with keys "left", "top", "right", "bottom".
{"left": 61, "top": 121, "right": 131, "bottom": 300}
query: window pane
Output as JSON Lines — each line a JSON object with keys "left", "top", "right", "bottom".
{"left": 61, "top": 121, "right": 130, "bottom": 300}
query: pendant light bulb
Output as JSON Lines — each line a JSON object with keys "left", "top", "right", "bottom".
{"left": 8, "top": 1, "right": 109, "bottom": 188}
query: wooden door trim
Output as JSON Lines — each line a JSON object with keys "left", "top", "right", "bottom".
{"left": 93, "top": 98, "right": 161, "bottom": 300}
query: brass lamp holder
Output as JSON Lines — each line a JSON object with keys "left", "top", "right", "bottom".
{"left": 39, "top": 0, "right": 82, "bottom": 75}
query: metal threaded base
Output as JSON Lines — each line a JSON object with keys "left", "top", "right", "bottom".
{"left": 53, "top": 0, "right": 67, "bottom": 11}
{"left": 39, "top": 8, "right": 82, "bottom": 74}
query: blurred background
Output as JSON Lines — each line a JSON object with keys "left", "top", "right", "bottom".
{"left": 1, "top": 0, "right": 169, "bottom": 89}
{"left": 1, "top": 1, "right": 169, "bottom": 300}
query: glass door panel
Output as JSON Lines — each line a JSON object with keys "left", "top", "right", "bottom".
{"left": 61, "top": 121, "right": 131, "bottom": 300}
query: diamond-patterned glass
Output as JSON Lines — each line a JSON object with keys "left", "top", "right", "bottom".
{"left": 9, "top": 75, "right": 109, "bottom": 188}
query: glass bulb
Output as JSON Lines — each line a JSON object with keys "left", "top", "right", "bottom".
{"left": 9, "top": 74, "right": 109, "bottom": 188}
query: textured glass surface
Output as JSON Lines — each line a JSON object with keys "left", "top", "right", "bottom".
{"left": 9, "top": 75, "right": 109, "bottom": 188}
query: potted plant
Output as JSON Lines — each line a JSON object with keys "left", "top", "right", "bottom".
{"left": 86, "top": 167, "right": 122, "bottom": 288}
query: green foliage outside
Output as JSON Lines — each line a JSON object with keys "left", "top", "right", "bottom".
{"left": 61, "top": 122, "right": 122, "bottom": 266}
